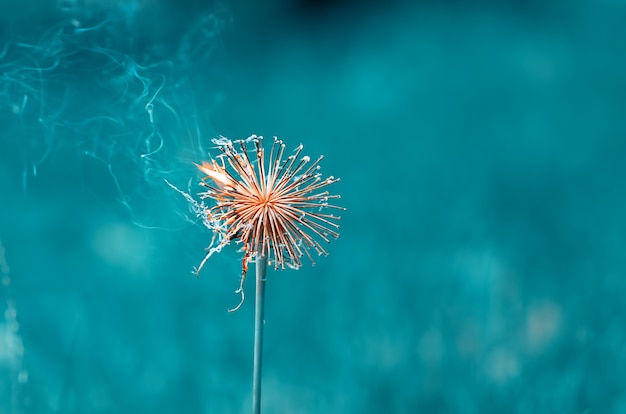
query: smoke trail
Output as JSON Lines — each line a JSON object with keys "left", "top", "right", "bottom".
{"left": 0, "top": 1, "right": 231, "bottom": 228}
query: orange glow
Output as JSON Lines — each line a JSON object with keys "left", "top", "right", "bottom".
{"left": 196, "top": 161, "right": 230, "bottom": 188}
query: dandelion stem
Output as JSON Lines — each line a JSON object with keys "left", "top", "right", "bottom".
{"left": 252, "top": 255, "right": 267, "bottom": 414}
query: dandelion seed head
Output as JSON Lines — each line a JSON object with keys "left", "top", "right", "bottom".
{"left": 195, "top": 135, "right": 344, "bottom": 275}
{"left": 168, "top": 135, "right": 344, "bottom": 309}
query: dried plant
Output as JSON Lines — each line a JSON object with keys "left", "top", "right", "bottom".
{"left": 168, "top": 135, "right": 343, "bottom": 413}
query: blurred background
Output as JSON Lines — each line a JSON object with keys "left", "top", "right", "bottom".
{"left": 1, "top": 0, "right": 626, "bottom": 412}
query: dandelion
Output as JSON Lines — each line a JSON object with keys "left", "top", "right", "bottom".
{"left": 170, "top": 134, "right": 343, "bottom": 414}
{"left": 193, "top": 134, "right": 343, "bottom": 310}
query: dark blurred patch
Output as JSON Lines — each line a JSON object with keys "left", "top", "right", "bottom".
{"left": 286, "top": 0, "right": 400, "bottom": 24}
{"left": 284, "top": 0, "right": 558, "bottom": 23}
{"left": 289, "top": 0, "right": 369, "bottom": 19}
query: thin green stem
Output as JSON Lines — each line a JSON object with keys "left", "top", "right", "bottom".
{"left": 252, "top": 255, "right": 267, "bottom": 414}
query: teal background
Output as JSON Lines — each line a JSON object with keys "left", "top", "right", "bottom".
{"left": 1, "top": 0, "right": 626, "bottom": 412}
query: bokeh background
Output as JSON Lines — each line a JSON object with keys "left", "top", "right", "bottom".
{"left": 1, "top": 0, "right": 626, "bottom": 412}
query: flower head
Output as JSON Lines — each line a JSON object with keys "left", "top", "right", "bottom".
{"left": 190, "top": 135, "right": 343, "bottom": 309}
